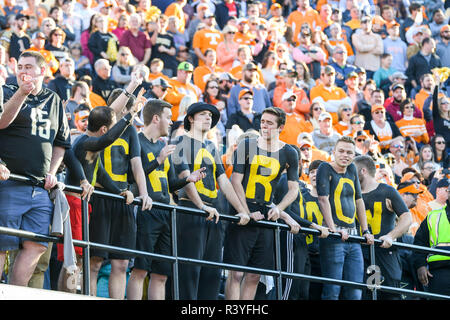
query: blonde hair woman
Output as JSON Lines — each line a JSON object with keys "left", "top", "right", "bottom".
{"left": 111, "top": 46, "right": 137, "bottom": 87}
{"left": 216, "top": 24, "right": 239, "bottom": 72}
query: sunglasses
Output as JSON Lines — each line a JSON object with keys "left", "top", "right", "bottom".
{"left": 54, "top": 34, "right": 64, "bottom": 36}
{"left": 208, "top": 86, "right": 219, "bottom": 89}
{"left": 404, "top": 105, "right": 414, "bottom": 109}
{"left": 228, "top": 32, "right": 236, "bottom": 35}
{"left": 242, "top": 97, "right": 253, "bottom": 100}
{"left": 121, "top": 53, "right": 130, "bottom": 56}
{"left": 287, "top": 98, "right": 296, "bottom": 102}
{"left": 342, "top": 108, "right": 352, "bottom": 112}
{"left": 356, "top": 138, "right": 366, "bottom": 142}
{"left": 300, "top": 147, "right": 310, "bottom": 151}
{"left": 277, "top": 49, "right": 286, "bottom": 53}
{"left": 392, "top": 144, "right": 403, "bottom": 148}
{"left": 313, "top": 107, "right": 322, "bottom": 111}
{"left": 436, "top": 141, "right": 445, "bottom": 144}
{"left": 423, "top": 167, "right": 434, "bottom": 170}
{"left": 352, "top": 121, "right": 364, "bottom": 125}
{"left": 374, "top": 110, "right": 385, "bottom": 114}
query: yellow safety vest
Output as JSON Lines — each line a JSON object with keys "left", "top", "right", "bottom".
{"left": 427, "top": 205, "right": 450, "bottom": 263}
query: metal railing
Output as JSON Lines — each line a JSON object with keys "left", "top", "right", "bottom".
{"left": 2, "top": 173, "right": 450, "bottom": 300}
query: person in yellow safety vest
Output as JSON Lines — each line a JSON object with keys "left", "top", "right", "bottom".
{"left": 412, "top": 179, "right": 450, "bottom": 296}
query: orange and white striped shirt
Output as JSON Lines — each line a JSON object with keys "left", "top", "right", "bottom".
{"left": 395, "top": 116, "right": 429, "bottom": 144}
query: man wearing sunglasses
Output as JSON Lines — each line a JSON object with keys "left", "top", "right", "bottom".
{"left": 147, "top": 77, "right": 172, "bottom": 100}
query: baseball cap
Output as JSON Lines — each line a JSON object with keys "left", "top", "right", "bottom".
{"left": 392, "top": 83, "right": 405, "bottom": 91}
{"left": 271, "top": 3, "right": 282, "bottom": 10}
{"left": 361, "top": 15, "right": 372, "bottom": 23}
{"left": 371, "top": 104, "right": 385, "bottom": 113}
{"left": 15, "top": 13, "right": 30, "bottom": 20}
{"left": 184, "top": 102, "right": 220, "bottom": 131}
{"left": 218, "top": 72, "right": 237, "bottom": 82}
{"left": 282, "top": 91, "right": 297, "bottom": 101}
{"left": 298, "top": 140, "right": 312, "bottom": 149}
{"left": 391, "top": 71, "right": 408, "bottom": 80}
{"left": 355, "top": 130, "right": 369, "bottom": 139}
{"left": 318, "top": 112, "right": 332, "bottom": 121}
{"left": 238, "top": 89, "right": 253, "bottom": 100}
{"left": 356, "top": 67, "right": 366, "bottom": 74}
{"left": 412, "top": 27, "right": 424, "bottom": 36}
{"left": 32, "top": 31, "right": 46, "bottom": 40}
{"left": 397, "top": 181, "right": 423, "bottom": 194}
{"left": 346, "top": 71, "right": 358, "bottom": 80}
{"left": 243, "top": 62, "right": 258, "bottom": 72}
{"left": 322, "top": 65, "right": 335, "bottom": 75}
{"left": 204, "top": 10, "right": 214, "bottom": 18}
{"left": 440, "top": 25, "right": 450, "bottom": 33}
{"left": 75, "top": 110, "right": 89, "bottom": 122}
{"left": 388, "top": 22, "right": 400, "bottom": 29}
{"left": 436, "top": 178, "right": 450, "bottom": 189}
{"left": 178, "top": 61, "right": 194, "bottom": 72}
{"left": 151, "top": 77, "right": 172, "bottom": 89}
{"left": 400, "top": 171, "right": 422, "bottom": 183}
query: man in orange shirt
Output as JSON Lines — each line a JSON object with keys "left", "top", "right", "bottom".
{"left": 318, "top": 4, "right": 333, "bottom": 31}
{"left": 25, "top": 31, "right": 59, "bottom": 76}
{"left": 234, "top": 18, "right": 256, "bottom": 46}
{"left": 414, "top": 73, "right": 435, "bottom": 113}
{"left": 165, "top": 61, "right": 201, "bottom": 121}
{"left": 310, "top": 65, "right": 352, "bottom": 124}
{"left": 273, "top": 69, "right": 310, "bottom": 119}
{"left": 287, "top": 0, "right": 321, "bottom": 45}
{"left": 165, "top": 0, "right": 187, "bottom": 33}
{"left": 279, "top": 91, "right": 311, "bottom": 146}
{"left": 193, "top": 49, "right": 224, "bottom": 92}
{"left": 192, "top": 11, "right": 223, "bottom": 67}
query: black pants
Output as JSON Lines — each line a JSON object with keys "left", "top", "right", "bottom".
{"left": 428, "top": 267, "right": 450, "bottom": 296}
{"left": 280, "top": 231, "right": 310, "bottom": 300}
{"left": 176, "top": 200, "right": 224, "bottom": 300}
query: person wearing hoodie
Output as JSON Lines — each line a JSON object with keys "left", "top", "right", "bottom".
{"left": 312, "top": 111, "right": 341, "bottom": 155}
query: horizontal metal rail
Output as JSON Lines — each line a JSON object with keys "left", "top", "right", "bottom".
{"left": 3, "top": 174, "right": 450, "bottom": 300}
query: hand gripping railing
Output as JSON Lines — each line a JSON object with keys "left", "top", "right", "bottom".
{"left": 3, "top": 174, "right": 450, "bottom": 300}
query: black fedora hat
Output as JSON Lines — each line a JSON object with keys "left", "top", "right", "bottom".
{"left": 184, "top": 102, "right": 220, "bottom": 132}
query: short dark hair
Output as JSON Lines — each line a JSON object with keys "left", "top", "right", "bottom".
{"left": 261, "top": 107, "right": 286, "bottom": 127}
{"left": 74, "top": 103, "right": 91, "bottom": 114}
{"left": 309, "top": 160, "right": 323, "bottom": 173}
{"left": 354, "top": 155, "right": 377, "bottom": 177}
{"left": 399, "top": 98, "right": 414, "bottom": 113}
{"left": 142, "top": 99, "right": 173, "bottom": 126}
{"left": 409, "top": 2, "right": 421, "bottom": 13}
{"left": 87, "top": 106, "right": 115, "bottom": 132}
{"left": 70, "top": 81, "right": 87, "bottom": 98}
{"left": 79, "top": 75, "right": 92, "bottom": 87}
{"left": 421, "top": 37, "right": 432, "bottom": 47}
{"left": 19, "top": 51, "right": 46, "bottom": 68}
{"left": 107, "top": 88, "right": 135, "bottom": 111}
{"left": 381, "top": 53, "right": 392, "bottom": 60}
{"left": 335, "top": 136, "right": 355, "bottom": 148}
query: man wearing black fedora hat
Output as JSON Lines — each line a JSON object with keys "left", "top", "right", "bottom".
{"left": 172, "top": 102, "right": 250, "bottom": 300}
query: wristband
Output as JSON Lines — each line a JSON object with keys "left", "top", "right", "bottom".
{"left": 123, "top": 89, "right": 135, "bottom": 99}
{"left": 362, "top": 229, "right": 371, "bottom": 235}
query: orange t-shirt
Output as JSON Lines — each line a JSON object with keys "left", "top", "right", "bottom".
{"left": 414, "top": 88, "right": 432, "bottom": 113}
{"left": 165, "top": 78, "right": 200, "bottom": 121}
{"left": 165, "top": 2, "right": 185, "bottom": 33}
{"left": 279, "top": 113, "right": 312, "bottom": 146}
{"left": 230, "top": 64, "right": 265, "bottom": 85}
{"left": 272, "top": 84, "right": 310, "bottom": 119}
{"left": 287, "top": 7, "right": 321, "bottom": 45}
{"left": 193, "top": 65, "right": 224, "bottom": 92}
{"left": 90, "top": 91, "right": 107, "bottom": 108}
{"left": 25, "top": 47, "right": 59, "bottom": 74}
{"left": 329, "top": 39, "right": 354, "bottom": 56}
{"left": 309, "top": 84, "right": 349, "bottom": 124}
{"left": 395, "top": 117, "right": 429, "bottom": 144}
{"left": 234, "top": 32, "right": 256, "bottom": 46}
{"left": 192, "top": 28, "right": 223, "bottom": 67}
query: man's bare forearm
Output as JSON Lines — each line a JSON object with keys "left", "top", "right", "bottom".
{"left": 0, "top": 90, "right": 28, "bottom": 129}
{"left": 49, "top": 146, "right": 66, "bottom": 176}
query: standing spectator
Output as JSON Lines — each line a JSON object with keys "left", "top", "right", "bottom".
{"left": 215, "top": 0, "right": 241, "bottom": 30}
{"left": 45, "top": 27, "right": 71, "bottom": 63}
{"left": 431, "top": 83, "right": 450, "bottom": 151}
{"left": 119, "top": 13, "right": 151, "bottom": 66}
{"left": 225, "top": 89, "right": 261, "bottom": 132}
{"left": 216, "top": 25, "right": 239, "bottom": 72}
{"left": 385, "top": 83, "right": 422, "bottom": 121}
{"left": 279, "top": 91, "right": 312, "bottom": 145}
{"left": 273, "top": 69, "right": 310, "bottom": 119}
{"left": 352, "top": 15, "right": 384, "bottom": 79}
{"left": 192, "top": 11, "right": 223, "bottom": 67}
{"left": 414, "top": 73, "right": 435, "bottom": 113}
{"left": 223, "top": 107, "right": 300, "bottom": 300}
{"left": 148, "top": 15, "right": 178, "bottom": 78}
{"left": 327, "top": 23, "right": 355, "bottom": 64}
{"left": 164, "top": 0, "right": 187, "bottom": 34}
{"left": 395, "top": 98, "right": 429, "bottom": 146}
{"left": 427, "top": 179, "right": 449, "bottom": 210}
{"left": 329, "top": 44, "right": 357, "bottom": 89}
{"left": 436, "top": 25, "right": 450, "bottom": 67}
{"left": 111, "top": 46, "right": 136, "bottom": 88}
{"left": 172, "top": 102, "right": 250, "bottom": 300}
{"left": 310, "top": 65, "right": 352, "bottom": 124}
{"left": 354, "top": 155, "right": 411, "bottom": 300}
{"left": 400, "top": 2, "right": 424, "bottom": 43}
{"left": 62, "top": 0, "right": 84, "bottom": 43}
{"left": 406, "top": 37, "right": 442, "bottom": 91}
{"left": 0, "top": 13, "right": 31, "bottom": 61}
{"left": 287, "top": 0, "right": 321, "bottom": 46}
{"left": 48, "top": 6, "right": 76, "bottom": 46}
{"left": 227, "top": 62, "right": 271, "bottom": 117}
{"left": 193, "top": 49, "right": 224, "bottom": 93}
{"left": 428, "top": 9, "right": 448, "bottom": 40}
{"left": 312, "top": 112, "right": 341, "bottom": 155}
{"left": 80, "top": 13, "right": 98, "bottom": 66}
{"left": 92, "top": 59, "right": 119, "bottom": 102}
{"left": 316, "top": 136, "right": 374, "bottom": 300}
{"left": 373, "top": 53, "right": 396, "bottom": 93}
{"left": 412, "top": 186, "right": 450, "bottom": 296}
{"left": 25, "top": 31, "right": 59, "bottom": 77}
{"left": 47, "top": 57, "right": 76, "bottom": 102}
{"left": 0, "top": 51, "right": 70, "bottom": 287}
{"left": 88, "top": 15, "right": 118, "bottom": 65}
{"left": 383, "top": 22, "right": 408, "bottom": 73}
{"left": 344, "top": 71, "right": 362, "bottom": 111}
{"left": 112, "top": 13, "right": 129, "bottom": 41}
{"left": 186, "top": 4, "right": 211, "bottom": 45}
{"left": 73, "top": 0, "right": 96, "bottom": 34}
{"left": 292, "top": 30, "right": 326, "bottom": 80}
{"left": 364, "top": 104, "right": 402, "bottom": 153}
{"left": 165, "top": 61, "right": 201, "bottom": 121}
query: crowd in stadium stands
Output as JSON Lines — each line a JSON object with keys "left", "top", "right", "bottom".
{"left": 0, "top": 0, "right": 449, "bottom": 300}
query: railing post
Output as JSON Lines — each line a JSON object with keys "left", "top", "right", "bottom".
{"left": 369, "top": 243, "right": 377, "bottom": 300}
{"left": 81, "top": 198, "right": 90, "bottom": 296}
{"left": 171, "top": 208, "right": 179, "bottom": 300}
{"left": 274, "top": 225, "right": 282, "bottom": 300}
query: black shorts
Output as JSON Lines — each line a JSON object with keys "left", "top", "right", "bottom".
{"left": 133, "top": 207, "right": 172, "bottom": 276}
{"left": 222, "top": 202, "right": 274, "bottom": 270}
{"left": 89, "top": 194, "right": 137, "bottom": 260}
